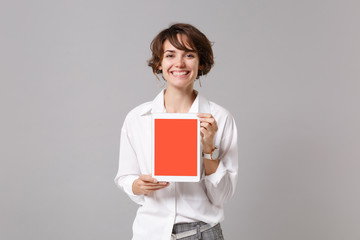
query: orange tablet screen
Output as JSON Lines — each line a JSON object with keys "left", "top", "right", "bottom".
{"left": 154, "top": 119, "right": 198, "bottom": 176}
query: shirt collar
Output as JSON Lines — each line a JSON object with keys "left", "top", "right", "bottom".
{"left": 140, "top": 89, "right": 210, "bottom": 116}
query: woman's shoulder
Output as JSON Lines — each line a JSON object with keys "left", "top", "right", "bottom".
{"left": 123, "top": 101, "right": 152, "bottom": 123}
{"left": 207, "top": 100, "right": 237, "bottom": 135}
{"left": 129, "top": 101, "right": 152, "bottom": 114}
{"left": 208, "top": 100, "right": 233, "bottom": 119}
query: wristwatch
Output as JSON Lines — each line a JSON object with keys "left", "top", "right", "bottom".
{"left": 202, "top": 147, "right": 219, "bottom": 160}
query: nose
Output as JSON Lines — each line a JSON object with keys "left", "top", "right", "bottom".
{"left": 175, "top": 56, "right": 185, "bottom": 68}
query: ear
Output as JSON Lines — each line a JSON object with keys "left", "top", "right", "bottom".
{"left": 158, "top": 66, "right": 162, "bottom": 70}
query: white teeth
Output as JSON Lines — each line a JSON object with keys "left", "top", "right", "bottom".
{"left": 172, "top": 71, "right": 188, "bottom": 76}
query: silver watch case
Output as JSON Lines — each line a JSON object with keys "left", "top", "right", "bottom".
{"left": 202, "top": 147, "right": 219, "bottom": 160}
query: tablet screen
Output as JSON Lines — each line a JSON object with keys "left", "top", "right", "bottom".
{"left": 152, "top": 113, "right": 200, "bottom": 182}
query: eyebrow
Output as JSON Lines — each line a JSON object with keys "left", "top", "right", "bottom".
{"left": 163, "top": 49, "right": 196, "bottom": 54}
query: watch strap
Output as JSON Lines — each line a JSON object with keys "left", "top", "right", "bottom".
{"left": 202, "top": 147, "right": 219, "bottom": 160}
{"left": 202, "top": 152, "right": 212, "bottom": 159}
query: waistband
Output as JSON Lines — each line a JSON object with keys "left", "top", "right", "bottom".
{"left": 171, "top": 221, "right": 218, "bottom": 240}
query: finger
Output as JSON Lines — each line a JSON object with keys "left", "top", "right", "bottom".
{"left": 158, "top": 181, "right": 169, "bottom": 185}
{"left": 200, "top": 120, "right": 218, "bottom": 132}
{"left": 200, "top": 124, "right": 215, "bottom": 135}
{"left": 198, "top": 117, "right": 215, "bottom": 124}
{"left": 200, "top": 127, "right": 211, "bottom": 136}
{"left": 139, "top": 174, "right": 158, "bottom": 183}
{"left": 199, "top": 119, "right": 218, "bottom": 131}
{"left": 200, "top": 126, "right": 207, "bottom": 134}
{"left": 143, "top": 185, "right": 169, "bottom": 195}
{"left": 143, "top": 182, "right": 169, "bottom": 187}
{"left": 200, "top": 122, "right": 211, "bottom": 129}
{"left": 200, "top": 131, "right": 204, "bottom": 138}
{"left": 197, "top": 113, "right": 212, "bottom": 118}
{"left": 144, "top": 184, "right": 169, "bottom": 190}
{"left": 200, "top": 128, "right": 216, "bottom": 141}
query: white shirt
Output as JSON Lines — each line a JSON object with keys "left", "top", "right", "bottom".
{"left": 114, "top": 90, "right": 238, "bottom": 240}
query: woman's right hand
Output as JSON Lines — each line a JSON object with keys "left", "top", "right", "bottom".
{"left": 132, "top": 174, "right": 169, "bottom": 195}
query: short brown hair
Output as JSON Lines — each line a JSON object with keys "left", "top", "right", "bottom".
{"left": 148, "top": 23, "right": 214, "bottom": 79}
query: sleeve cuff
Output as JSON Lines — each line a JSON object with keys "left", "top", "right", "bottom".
{"left": 122, "top": 175, "right": 145, "bottom": 205}
{"left": 204, "top": 160, "right": 227, "bottom": 187}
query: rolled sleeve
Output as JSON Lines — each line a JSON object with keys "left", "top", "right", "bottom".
{"left": 204, "top": 160, "right": 227, "bottom": 187}
{"left": 114, "top": 175, "right": 144, "bottom": 205}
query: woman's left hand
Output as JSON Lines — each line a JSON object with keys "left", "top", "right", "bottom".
{"left": 197, "top": 113, "right": 218, "bottom": 153}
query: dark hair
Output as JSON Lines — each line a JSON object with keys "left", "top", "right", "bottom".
{"left": 148, "top": 23, "right": 214, "bottom": 79}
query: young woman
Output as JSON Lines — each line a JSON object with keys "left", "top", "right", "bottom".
{"left": 115, "top": 23, "right": 238, "bottom": 240}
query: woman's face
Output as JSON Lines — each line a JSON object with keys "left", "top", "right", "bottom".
{"left": 159, "top": 35, "right": 201, "bottom": 90}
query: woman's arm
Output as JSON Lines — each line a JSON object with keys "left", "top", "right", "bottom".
{"left": 114, "top": 124, "right": 145, "bottom": 205}
{"left": 132, "top": 174, "right": 169, "bottom": 195}
{"left": 197, "top": 113, "right": 220, "bottom": 175}
{"left": 198, "top": 112, "right": 239, "bottom": 206}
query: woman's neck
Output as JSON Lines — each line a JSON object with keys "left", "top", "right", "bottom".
{"left": 164, "top": 86, "right": 197, "bottom": 113}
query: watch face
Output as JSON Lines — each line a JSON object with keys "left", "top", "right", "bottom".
{"left": 212, "top": 148, "right": 219, "bottom": 159}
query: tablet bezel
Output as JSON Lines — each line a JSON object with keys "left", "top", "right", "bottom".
{"left": 152, "top": 113, "right": 200, "bottom": 182}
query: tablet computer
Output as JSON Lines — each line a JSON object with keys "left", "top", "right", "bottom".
{"left": 152, "top": 113, "right": 200, "bottom": 182}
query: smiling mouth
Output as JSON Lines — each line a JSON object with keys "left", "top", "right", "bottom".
{"left": 171, "top": 71, "right": 190, "bottom": 76}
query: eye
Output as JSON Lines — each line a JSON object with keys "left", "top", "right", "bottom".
{"left": 186, "top": 54, "right": 195, "bottom": 58}
{"left": 165, "top": 54, "right": 174, "bottom": 58}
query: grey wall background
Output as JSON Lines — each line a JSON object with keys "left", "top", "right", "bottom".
{"left": 1, "top": 0, "right": 359, "bottom": 239}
